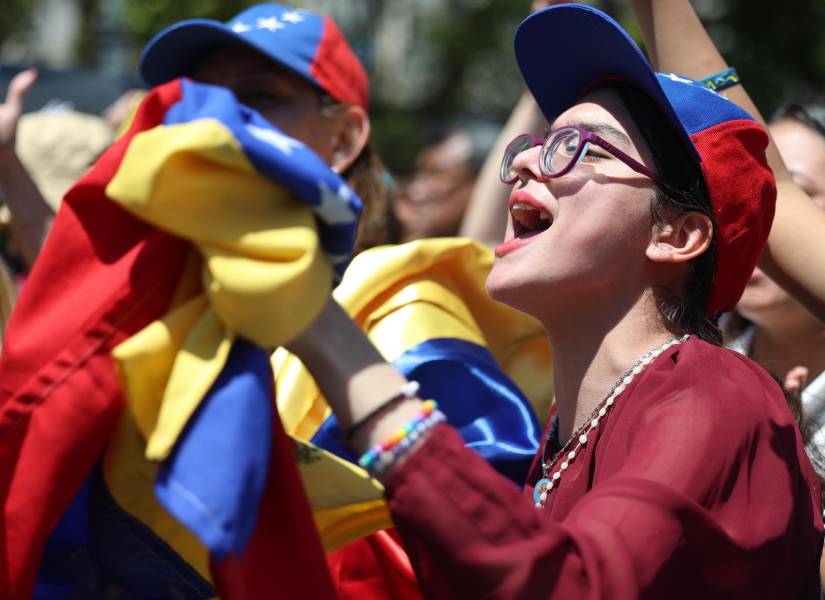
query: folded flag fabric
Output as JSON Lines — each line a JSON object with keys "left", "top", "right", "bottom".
{"left": 0, "top": 76, "right": 360, "bottom": 598}
{"left": 275, "top": 237, "right": 554, "bottom": 552}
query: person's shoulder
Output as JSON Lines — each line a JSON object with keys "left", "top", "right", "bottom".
{"left": 642, "top": 336, "right": 791, "bottom": 427}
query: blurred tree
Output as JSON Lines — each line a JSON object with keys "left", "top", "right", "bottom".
{"left": 0, "top": 0, "right": 37, "bottom": 50}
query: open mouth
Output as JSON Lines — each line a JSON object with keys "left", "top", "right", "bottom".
{"left": 511, "top": 201, "right": 553, "bottom": 239}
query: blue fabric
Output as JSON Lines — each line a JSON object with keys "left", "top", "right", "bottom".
{"left": 33, "top": 480, "right": 90, "bottom": 599}
{"left": 155, "top": 339, "right": 273, "bottom": 560}
{"left": 35, "top": 470, "right": 214, "bottom": 599}
{"left": 141, "top": 4, "right": 325, "bottom": 89}
{"left": 311, "top": 338, "right": 541, "bottom": 484}
{"left": 162, "top": 78, "right": 362, "bottom": 279}
{"left": 515, "top": 4, "right": 756, "bottom": 161}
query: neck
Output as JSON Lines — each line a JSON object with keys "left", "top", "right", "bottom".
{"left": 545, "top": 293, "right": 678, "bottom": 442}
{"left": 750, "top": 313, "right": 825, "bottom": 382}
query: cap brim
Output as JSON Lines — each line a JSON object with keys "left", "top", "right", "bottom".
{"left": 139, "top": 19, "right": 317, "bottom": 91}
{"left": 515, "top": 4, "right": 699, "bottom": 160}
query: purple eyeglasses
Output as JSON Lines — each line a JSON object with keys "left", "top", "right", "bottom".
{"left": 499, "top": 125, "right": 675, "bottom": 193}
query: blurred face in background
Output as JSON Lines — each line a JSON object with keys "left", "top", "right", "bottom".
{"left": 737, "top": 118, "right": 825, "bottom": 330}
{"left": 394, "top": 131, "right": 475, "bottom": 241}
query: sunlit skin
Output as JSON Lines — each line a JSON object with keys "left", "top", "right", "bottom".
{"left": 736, "top": 118, "right": 825, "bottom": 380}
{"left": 486, "top": 87, "right": 712, "bottom": 440}
{"left": 395, "top": 132, "right": 476, "bottom": 241}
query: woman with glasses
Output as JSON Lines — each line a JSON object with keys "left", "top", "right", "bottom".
{"left": 286, "top": 3, "right": 822, "bottom": 598}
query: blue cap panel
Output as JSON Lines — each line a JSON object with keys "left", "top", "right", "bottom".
{"left": 140, "top": 4, "right": 325, "bottom": 91}
{"left": 224, "top": 5, "right": 325, "bottom": 82}
{"left": 655, "top": 73, "right": 754, "bottom": 135}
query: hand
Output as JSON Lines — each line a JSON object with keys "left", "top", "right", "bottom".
{"left": 784, "top": 366, "right": 810, "bottom": 396}
{"left": 0, "top": 69, "right": 37, "bottom": 164}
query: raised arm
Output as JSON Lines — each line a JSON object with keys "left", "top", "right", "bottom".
{"left": 459, "top": 91, "right": 546, "bottom": 247}
{"left": 0, "top": 69, "right": 55, "bottom": 268}
{"left": 630, "top": 0, "right": 825, "bottom": 322}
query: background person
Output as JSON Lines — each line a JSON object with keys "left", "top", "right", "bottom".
{"left": 395, "top": 118, "right": 499, "bottom": 242}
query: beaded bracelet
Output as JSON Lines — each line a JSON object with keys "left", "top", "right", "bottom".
{"left": 698, "top": 67, "right": 740, "bottom": 92}
{"left": 358, "top": 400, "right": 445, "bottom": 474}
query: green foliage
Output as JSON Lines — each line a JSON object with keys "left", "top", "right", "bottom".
{"left": 0, "top": 0, "right": 37, "bottom": 49}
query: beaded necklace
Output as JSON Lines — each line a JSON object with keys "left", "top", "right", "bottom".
{"left": 533, "top": 334, "right": 689, "bottom": 508}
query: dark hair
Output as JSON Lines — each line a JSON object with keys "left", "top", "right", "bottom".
{"left": 601, "top": 82, "right": 722, "bottom": 345}
{"left": 772, "top": 96, "right": 825, "bottom": 137}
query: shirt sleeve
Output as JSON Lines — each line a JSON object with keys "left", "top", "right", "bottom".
{"left": 384, "top": 350, "right": 823, "bottom": 599}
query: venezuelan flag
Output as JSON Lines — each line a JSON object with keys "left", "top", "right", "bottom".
{"left": 0, "top": 77, "right": 360, "bottom": 599}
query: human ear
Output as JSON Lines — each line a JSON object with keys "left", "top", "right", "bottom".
{"left": 646, "top": 211, "right": 713, "bottom": 264}
{"left": 328, "top": 104, "right": 370, "bottom": 174}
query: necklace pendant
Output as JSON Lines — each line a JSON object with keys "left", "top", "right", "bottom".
{"left": 533, "top": 478, "right": 552, "bottom": 505}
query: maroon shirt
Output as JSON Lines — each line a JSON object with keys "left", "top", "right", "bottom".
{"left": 385, "top": 337, "right": 823, "bottom": 598}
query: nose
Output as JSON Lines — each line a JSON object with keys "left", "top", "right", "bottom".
{"left": 509, "top": 145, "right": 545, "bottom": 184}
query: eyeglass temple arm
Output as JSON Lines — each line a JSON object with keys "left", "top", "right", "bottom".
{"left": 587, "top": 134, "right": 677, "bottom": 193}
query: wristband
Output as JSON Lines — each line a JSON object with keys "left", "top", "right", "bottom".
{"left": 698, "top": 67, "right": 740, "bottom": 92}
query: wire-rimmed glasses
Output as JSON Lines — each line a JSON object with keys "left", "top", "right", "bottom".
{"left": 499, "top": 126, "right": 675, "bottom": 194}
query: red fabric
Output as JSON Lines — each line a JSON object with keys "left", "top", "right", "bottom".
{"left": 386, "top": 338, "right": 823, "bottom": 599}
{"left": 693, "top": 120, "right": 776, "bottom": 315}
{"left": 0, "top": 80, "right": 192, "bottom": 599}
{"left": 310, "top": 17, "right": 369, "bottom": 110}
{"left": 210, "top": 409, "right": 336, "bottom": 600}
{"left": 327, "top": 530, "right": 423, "bottom": 600}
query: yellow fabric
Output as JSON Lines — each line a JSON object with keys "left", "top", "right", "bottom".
{"left": 107, "top": 119, "right": 330, "bottom": 461}
{"left": 276, "top": 237, "right": 553, "bottom": 551}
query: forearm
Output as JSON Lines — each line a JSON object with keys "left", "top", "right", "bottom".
{"left": 459, "top": 90, "right": 545, "bottom": 248}
{"left": 286, "top": 296, "right": 428, "bottom": 458}
{"left": 631, "top": 0, "right": 825, "bottom": 322}
{"left": 0, "top": 153, "right": 54, "bottom": 268}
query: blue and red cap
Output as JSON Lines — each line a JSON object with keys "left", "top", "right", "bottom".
{"left": 140, "top": 3, "right": 369, "bottom": 110}
{"left": 515, "top": 4, "right": 776, "bottom": 315}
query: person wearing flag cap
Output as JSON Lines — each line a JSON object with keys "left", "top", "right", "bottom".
{"left": 141, "top": 2, "right": 393, "bottom": 254}
{"left": 286, "top": 3, "right": 823, "bottom": 598}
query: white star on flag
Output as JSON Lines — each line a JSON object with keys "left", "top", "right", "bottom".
{"left": 664, "top": 73, "right": 694, "bottom": 85}
{"left": 231, "top": 22, "right": 251, "bottom": 33}
{"left": 257, "top": 16, "right": 285, "bottom": 31}
{"left": 281, "top": 10, "right": 305, "bottom": 24}
{"left": 246, "top": 125, "right": 304, "bottom": 155}
{"left": 316, "top": 181, "right": 357, "bottom": 225}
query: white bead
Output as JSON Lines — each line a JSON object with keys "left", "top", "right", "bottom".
{"left": 560, "top": 461, "right": 569, "bottom": 470}
{"left": 632, "top": 365, "right": 642, "bottom": 374}
{"left": 623, "top": 376, "right": 633, "bottom": 386}
{"left": 606, "top": 397, "right": 614, "bottom": 407}
{"left": 380, "top": 451, "right": 394, "bottom": 466}
{"left": 540, "top": 492, "right": 547, "bottom": 501}
{"left": 547, "top": 481, "right": 554, "bottom": 490}
{"left": 552, "top": 471, "right": 561, "bottom": 480}
{"left": 598, "top": 407, "right": 607, "bottom": 417}
{"left": 579, "top": 434, "right": 588, "bottom": 444}
{"left": 568, "top": 450, "right": 576, "bottom": 460}
{"left": 615, "top": 384, "right": 625, "bottom": 394}
{"left": 591, "top": 418, "right": 599, "bottom": 428}
{"left": 535, "top": 502, "right": 542, "bottom": 508}
{"left": 641, "top": 355, "right": 652, "bottom": 365}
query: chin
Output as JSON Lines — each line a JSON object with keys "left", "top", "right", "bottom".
{"left": 486, "top": 267, "right": 547, "bottom": 318}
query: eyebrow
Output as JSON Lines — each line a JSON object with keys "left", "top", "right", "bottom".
{"left": 563, "top": 120, "right": 632, "bottom": 146}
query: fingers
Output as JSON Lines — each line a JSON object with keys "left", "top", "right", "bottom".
{"left": 4, "top": 68, "right": 38, "bottom": 115}
{"left": 784, "top": 366, "right": 810, "bottom": 395}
